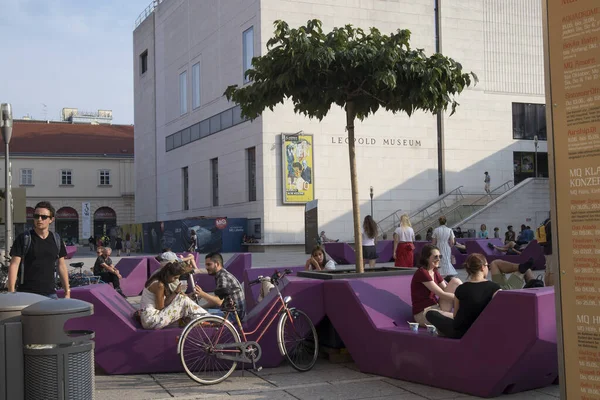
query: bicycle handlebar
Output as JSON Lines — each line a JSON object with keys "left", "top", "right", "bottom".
{"left": 248, "top": 269, "right": 293, "bottom": 287}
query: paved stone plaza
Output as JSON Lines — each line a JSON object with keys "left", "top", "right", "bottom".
{"left": 68, "top": 250, "right": 559, "bottom": 400}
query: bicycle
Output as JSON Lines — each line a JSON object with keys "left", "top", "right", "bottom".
{"left": 56, "top": 262, "right": 105, "bottom": 289}
{"left": 177, "top": 269, "right": 319, "bottom": 385}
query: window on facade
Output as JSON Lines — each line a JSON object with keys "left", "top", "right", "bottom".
{"left": 181, "top": 128, "right": 191, "bottom": 145}
{"left": 210, "top": 114, "right": 221, "bottom": 133}
{"left": 20, "top": 169, "right": 33, "bottom": 186}
{"left": 220, "top": 108, "right": 233, "bottom": 130}
{"left": 99, "top": 170, "right": 111, "bottom": 186}
{"left": 191, "top": 123, "right": 200, "bottom": 141}
{"left": 247, "top": 147, "right": 256, "bottom": 202}
{"left": 200, "top": 119, "right": 210, "bottom": 138}
{"left": 243, "top": 27, "right": 254, "bottom": 83}
{"left": 211, "top": 158, "right": 219, "bottom": 206}
{"left": 61, "top": 170, "right": 72, "bottom": 185}
{"left": 182, "top": 166, "right": 189, "bottom": 211}
{"left": 179, "top": 71, "right": 188, "bottom": 115}
{"left": 173, "top": 131, "right": 182, "bottom": 148}
{"left": 512, "top": 103, "right": 546, "bottom": 140}
{"left": 166, "top": 135, "right": 174, "bottom": 151}
{"left": 192, "top": 62, "right": 201, "bottom": 109}
{"left": 140, "top": 50, "right": 148, "bottom": 74}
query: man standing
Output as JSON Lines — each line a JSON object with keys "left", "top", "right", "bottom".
{"left": 484, "top": 171, "right": 491, "bottom": 194}
{"left": 93, "top": 247, "right": 125, "bottom": 297}
{"left": 7, "top": 201, "right": 70, "bottom": 299}
{"left": 194, "top": 252, "right": 245, "bottom": 321}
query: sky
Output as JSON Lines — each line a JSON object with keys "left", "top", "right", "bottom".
{"left": 0, "top": 0, "right": 151, "bottom": 124}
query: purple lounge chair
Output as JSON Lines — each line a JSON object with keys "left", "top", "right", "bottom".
{"left": 114, "top": 257, "right": 149, "bottom": 297}
{"left": 62, "top": 276, "right": 325, "bottom": 374}
{"left": 323, "top": 242, "right": 356, "bottom": 265}
{"left": 375, "top": 240, "right": 394, "bottom": 262}
{"left": 323, "top": 275, "right": 558, "bottom": 397}
{"left": 147, "top": 256, "right": 162, "bottom": 277}
{"left": 485, "top": 240, "right": 546, "bottom": 270}
{"left": 243, "top": 266, "right": 305, "bottom": 313}
{"left": 65, "top": 245, "right": 77, "bottom": 259}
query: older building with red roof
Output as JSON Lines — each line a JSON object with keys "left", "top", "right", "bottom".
{"left": 4, "top": 119, "right": 135, "bottom": 245}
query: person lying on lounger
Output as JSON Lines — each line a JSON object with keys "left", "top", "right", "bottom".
{"left": 426, "top": 254, "right": 537, "bottom": 338}
{"left": 487, "top": 241, "right": 525, "bottom": 255}
{"left": 139, "top": 262, "right": 207, "bottom": 329}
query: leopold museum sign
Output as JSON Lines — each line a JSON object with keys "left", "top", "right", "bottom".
{"left": 330, "top": 136, "right": 422, "bottom": 147}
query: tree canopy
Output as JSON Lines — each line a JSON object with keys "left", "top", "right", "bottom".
{"left": 225, "top": 19, "right": 477, "bottom": 272}
{"left": 225, "top": 19, "right": 477, "bottom": 121}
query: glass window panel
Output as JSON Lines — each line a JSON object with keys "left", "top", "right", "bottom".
{"left": 179, "top": 71, "right": 188, "bottom": 115}
{"left": 200, "top": 119, "right": 210, "bottom": 137}
{"left": 243, "top": 27, "right": 254, "bottom": 83}
{"left": 192, "top": 63, "right": 201, "bottom": 109}
{"left": 181, "top": 128, "right": 191, "bottom": 145}
{"left": 173, "top": 131, "right": 182, "bottom": 148}
{"left": 166, "top": 135, "right": 174, "bottom": 151}
{"left": 220, "top": 109, "right": 233, "bottom": 129}
{"left": 210, "top": 115, "right": 221, "bottom": 133}
{"left": 191, "top": 123, "right": 200, "bottom": 141}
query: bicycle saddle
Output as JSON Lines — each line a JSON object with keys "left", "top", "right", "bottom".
{"left": 70, "top": 262, "right": 84, "bottom": 268}
{"left": 214, "top": 287, "right": 239, "bottom": 300}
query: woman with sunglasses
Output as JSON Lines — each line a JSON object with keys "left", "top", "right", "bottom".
{"left": 426, "top": 253, "right": 501, "bottom": 338}
{"left": 410, "top": 244, "right": 462, "bottom": 327}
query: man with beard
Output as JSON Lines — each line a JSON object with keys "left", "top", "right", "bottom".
{"left": 193, "top": 252, "right": 245, "bottom": 321}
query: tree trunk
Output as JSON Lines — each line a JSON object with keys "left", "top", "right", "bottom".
{"left": 346, "top": 102, "right": 364, "bottom": 273}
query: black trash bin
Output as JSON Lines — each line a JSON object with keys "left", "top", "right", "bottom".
{"left": 21, "top": 298, "right": 94, "bottom": 400}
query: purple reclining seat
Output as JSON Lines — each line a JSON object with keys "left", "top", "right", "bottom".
{"left": 243, "top": 266, "right": 305, "bottom": 313}
{"left": 65, "top": 276, "right": 324, "bottom": 374}
{"left": 485, "top": 240, "right": 546, "bottom": 271}
{"left": 323, "top": 276, "right": 557, "bottom": 398}
{"left": 115, "top": 257, "right": 148, "bottom": 297}
{"left": 375, "top": 240, "right": 394, "bottom": 262}
{"left": 64, "top": 284, "right": 183, "bottom": 374}
{"left": 194, "top": 253, "right": 252, "bottom": 292}
{"left": 241, "top": 276, "right": 325, "bottom": 368}
{"left": 323, "top": 242, "right": 356, "bottom": 265}
{"left": 65, "top": 245, "right": 77, "bottom": 259}
{"left": 465, "top": 238, "right": 504, "bottom": 256}
{"left": 147, "top": 256, "right": 162, "bottom": 277}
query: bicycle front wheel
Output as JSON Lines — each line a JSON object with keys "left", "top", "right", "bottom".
{"left": 179, "top": 315, "right": 241, "bottom": 385}
{"left": 278, "top": 308, "right": 318, "bottom": 371}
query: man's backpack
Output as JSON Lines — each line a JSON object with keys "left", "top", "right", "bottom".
{"left": 536, "top": 224, "right": 547, "bottom": 244}
{"left": 19, "top": 230, "right": 61, "bottom": 285}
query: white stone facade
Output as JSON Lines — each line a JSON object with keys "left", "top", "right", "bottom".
{"left": 133, "top": 0, "right": 548, "bottom": 245}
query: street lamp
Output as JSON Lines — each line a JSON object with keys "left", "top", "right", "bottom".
{"left": 1, "top": 103, "right": 13, "bottom": 257}
{"left": 369, "top": 186, "right": 374, "bottom": 217}
{"left": 534, "top": 135, "right": 539, "bottom": 178}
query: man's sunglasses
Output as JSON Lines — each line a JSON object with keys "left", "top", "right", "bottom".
{"left": 33, "top": 214, "right": 52, "bottom": 221}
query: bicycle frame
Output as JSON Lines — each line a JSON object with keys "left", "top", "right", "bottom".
{"left": 225, "top": 282, "right": 293, "bottom": 345}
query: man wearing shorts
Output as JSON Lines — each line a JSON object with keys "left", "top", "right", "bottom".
{"left": 489, "top": 257, "right": 534, "bottom": 290}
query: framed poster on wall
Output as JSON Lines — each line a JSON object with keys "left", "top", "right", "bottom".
{"left": 282, "top": 133, "right": 314, "bottom": 204}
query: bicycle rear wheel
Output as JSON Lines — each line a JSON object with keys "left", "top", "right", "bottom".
{"left": 179, "top": 315, "right": 241, "bottom": 385}
{"left": 278, "top": 308, "right": 318, "bottom": 371}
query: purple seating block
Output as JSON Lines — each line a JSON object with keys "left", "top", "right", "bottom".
{"left": 323, "top": 275, "right": 557, "bottom": 397}
{"left": 323, "top": 242, "right": 356, "bottom": 265}
{"left": 64, "top": 276, "right": 325, "bottom": 374}
{"left": 194, "top": 253, "right": 252, "bottom": 292}
{"left": 243, "top": 266, "right": 305, "bottom": 313}
{"left": 147, "top": 256, "right": 162, "bottom": 277}
{"left": 375, "top": 240, "right": 394, "bottom": 262}
{"left": 65, "top": 245, "right": 77, "bottom": 259}
{"left": 115, "top": 257, "right": 148, "bottom": 297}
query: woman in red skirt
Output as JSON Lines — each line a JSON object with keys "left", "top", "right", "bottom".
{"left": 393, "top": 214, "right": 416, "bottom": 268}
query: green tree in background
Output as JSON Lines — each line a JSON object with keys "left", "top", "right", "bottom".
{"left": 225, "top": 19, "right": 477, "bottom": 273}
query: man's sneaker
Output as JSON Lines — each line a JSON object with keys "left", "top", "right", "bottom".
{"left": 116, "top": 288, "right": 127, "bottom": 299}
{"left": 518, "top": 257, "right": 534, "bottom": 274}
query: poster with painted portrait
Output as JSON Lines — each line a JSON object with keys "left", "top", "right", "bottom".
{"left": 282, "top": 133, "right": 314, "bottom": 204}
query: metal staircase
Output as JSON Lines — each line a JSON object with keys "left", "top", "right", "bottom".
{"left": 377, "top": 181, "right": 514, "bottom": 239}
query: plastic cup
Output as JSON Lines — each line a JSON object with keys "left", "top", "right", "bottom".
{"left": 426, "top": 324, "right": 437, "bottom": 335}
{"left": 408, "top": 322, "right": 419, "bottom": 332}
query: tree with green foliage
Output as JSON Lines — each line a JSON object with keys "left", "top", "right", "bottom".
{"left": 225, "top": 19, "right": 477, "bottom": 273}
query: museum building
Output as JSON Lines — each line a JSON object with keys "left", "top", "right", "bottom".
{"left": 133, "top": 0, "right": 549, "bottom": 247}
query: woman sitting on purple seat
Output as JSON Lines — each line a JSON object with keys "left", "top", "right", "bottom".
{"left": 426, "top": 253, "right": 501, "bottom": 338}
{"left": 410, "top": 244, "right": 462, "bottom": 327}
{"left": 139, "top": 262, "right": 207, "bottom": 330}
{"left": 305, "top": 245, "right": 336, "bottom": 271}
